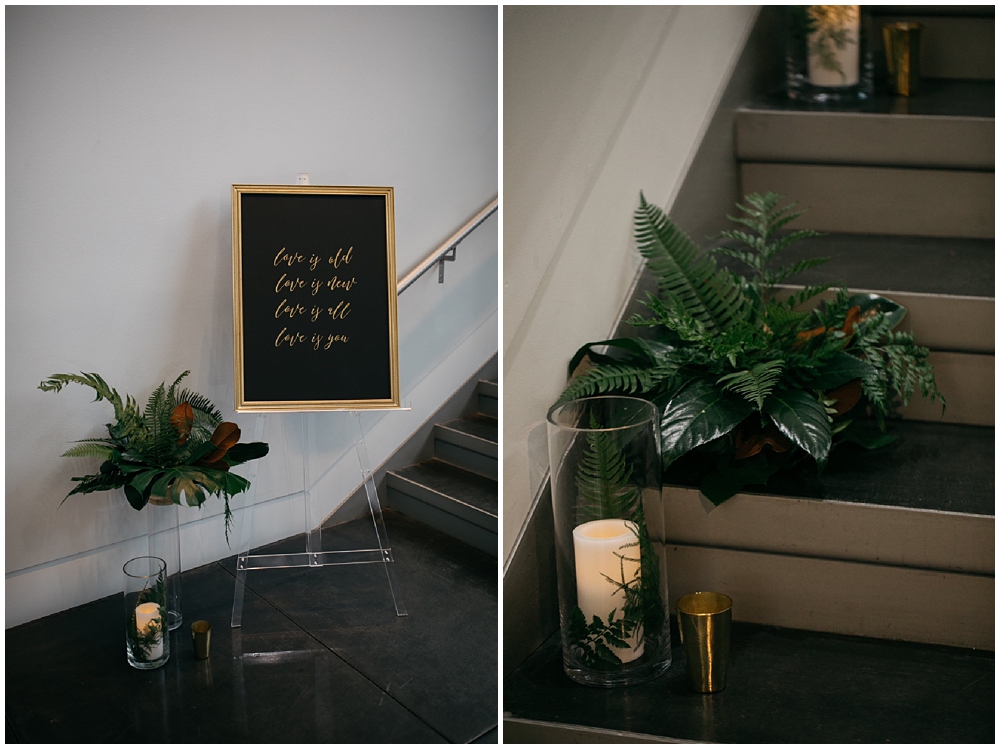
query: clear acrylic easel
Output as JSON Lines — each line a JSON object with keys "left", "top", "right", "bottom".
{"left": 230, "top": 405, "right": 410, "bottom": 627}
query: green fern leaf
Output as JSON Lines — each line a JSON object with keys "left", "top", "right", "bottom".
{"left": 576, "top": 415, "right": 641, "bottom": 522}
{"left": 142, "top": 382, "right": 175, "bottom": 466}
{"left": 60, "top": 442, "right": 117, "bottom": 461}
{"left": 634, "top": 193, "right": 749, "bottom": 335}
{"left": 717, "top": 360, "right": 784, "bottom": 410}
{"left": 558, "top": 361, "right": 657, "bottom": 403}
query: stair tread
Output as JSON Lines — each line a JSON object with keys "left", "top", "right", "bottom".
{"left": 718, "top": 232, "right": 994, "bottom": 299}
{"left": 505, "top": 624, "right": 994, "bottom": 743}
{"left": 741, "top": 79, "right": 994, "bottom": 119}
{"left": 390, "top": 459, "right": 498, "bottom": 518}
{"left": 665, "top": 420, "right": 994, "bottom": 517}
{"left": 437, "top": 414, "right": 498, "bottom": 445}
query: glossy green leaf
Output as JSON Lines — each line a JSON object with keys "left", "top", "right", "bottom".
{"left": 661, "top": 380, "right": 754, "bottom": 468}
{"left": 763, "top": 389, "right": 832, "bottom": 465}
{"left": 566, "top": 338, "right": 655, "bottom": 376}
{"left": 807, "top": 352, "right": 876, "bottom": 391}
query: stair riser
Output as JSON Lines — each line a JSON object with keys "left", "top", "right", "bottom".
{"left": 662, "top": 486, "right": 994, "bottom": 574}
{"left": 736, "top": 110, "right": 993, "bottom": 170}
{"left": 664, "top": 543, "right": 993, "bottom": 650}
{"left": 386, "top": 474, "right": 497, "bottom": 532}
{"left": 741, "top": 163, "right": 994, "bottom": 239}
{"left": 478, "top": 393, "right": 498, "bottom": 418}
{"left": 871, "top": 14, "right": 994, "bottom": 81}
{"left": 434, "top": 439, "right": 498, "bottom": 480}
{"left": 900, "top": 351, "right": 993, "bottom": 426}
{"left": 388, "top": 489, "right": 497, "bottom": 557}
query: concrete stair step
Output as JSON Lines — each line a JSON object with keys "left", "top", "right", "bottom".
{"left": 736, "top": 81, "right": 994, "bottom": 170}
{"left": 740, "top": 162, "right": 993, "bottom": 239}
{"left": 435, "top": 415, "right": 498, "bottom": 479}
{"left": 387, "top": 459, "right": 497, "bottom": 557}
{"left": 477, "top": 379, "right": 498, "bottom": 418}
{"left": 660, "top": 420, "right": 994, "bottom": 649}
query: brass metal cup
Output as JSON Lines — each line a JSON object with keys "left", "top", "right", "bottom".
{"left": 676, "top": 592, "right": 732, "bottom": 693}
{"left": 191, "top": 620, "right": 212, "bottom": 660}
{"left": 882, "top": 22, "right": 922, "bottom": 96}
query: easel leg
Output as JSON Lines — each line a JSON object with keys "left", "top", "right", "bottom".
{"left": 303, "top": 413, "right": 321, "bottom": 564}
{"left": 231, "top": 414, "right": 268, "bottom": 628}
{"left": 352, "top": 411, "right": 407, "bottom": 617}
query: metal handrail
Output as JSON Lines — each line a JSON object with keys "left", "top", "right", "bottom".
{"left": 397, "top": 196, "right": 498, "bottom": 294}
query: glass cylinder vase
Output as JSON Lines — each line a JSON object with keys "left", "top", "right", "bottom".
{"left": 546, "top": 396, "right": 671, "bottom": 687}
{"left": 146, "top": 495, "right": 182, "bottom": 631}
{"left": 786, "top": 5, "right": 874, "bottom": 104}
{"left": 124, "top": 556, "right": 170, "bottom": 670}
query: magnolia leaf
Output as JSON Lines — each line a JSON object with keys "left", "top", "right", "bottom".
{"left": 661, "top": 380, "right": 754, "bottom": 468}
{"left": 848, "top": 293, "right": 906, "bottom": 331}
{"left": 225, "top": 441, "right": 269, "bottom": 466}
{"left": 733, "top": 418, "right": 793, "bottom": 459}
{"left": 763, "top": 389, "right": 832, "bottom": 465}
{"left": 827, "top": 379, "right": 863, "bottom": 416}
{"left": 807, "top": 352, "right": 875, "bottom": 391}
{"left": 201, "top": 422, "right": 241, "bottom": 463}
{"left": 170, "top": 402, "right": 194, "bottom": 445}
{"left": 566, "top": 338, "right": 655, "bottom": 376}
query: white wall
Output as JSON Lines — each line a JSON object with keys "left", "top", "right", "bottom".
{"left": 6, "top": 5, "right": 498, "bottom": 627}
{"left": 502, "top": 6, "right": 758, "bottom": 561}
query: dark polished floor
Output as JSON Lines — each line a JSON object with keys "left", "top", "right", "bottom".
{"left": 505, "top": 622, "right": 995, "bottom": 743}
{"left": 5, "top": 511, "right": 498, "bottom": 743}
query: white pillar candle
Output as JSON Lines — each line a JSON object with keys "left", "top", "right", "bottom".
{"left": 135, "top": 602, "right": 164, "bottom": 660}
{"left": 807, "top": 5, "right": 860, "bottom": 87}
{"left": 573, "top": 518, "right": 644, "bottom": 662}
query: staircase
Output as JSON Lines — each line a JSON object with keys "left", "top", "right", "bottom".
{"left": 678, "top": 4, "right": 996, "bottom": 650}
{"left": 387, "top": 378, "right": 498, "bottom": 557}
{"left": 505, "top": 5, "right": 993, "bottom": 742}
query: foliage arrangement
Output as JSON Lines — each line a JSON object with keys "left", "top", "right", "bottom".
{"left": 558, "top": 192, "right": 943, "bottom": 505}
{"left": 567, "top": 415, "right": 664, "bottom": 668}
{"left": 39, "top": 370, "right": 269, "bottom": 541}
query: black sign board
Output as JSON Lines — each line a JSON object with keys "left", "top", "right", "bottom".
{"left": 232, "top": 185, "right": 400, "bottom": 411}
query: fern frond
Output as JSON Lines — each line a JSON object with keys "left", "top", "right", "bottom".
{"left": 166, "top": 371, "right": 191, "bottom": 407}
{"left": 576, "top": 415, "right": 641, "bottom": 522}
{"left": 40, "top": 371, "right": 145, "bottom": 445}
{"left": 784, "top": 284, "right": 834, "bottom": 310}
{"left": 143, "top": 382, "right": 175, "bottom": 466}
{"left": 174, "top": 388, "right": 223, "bottom": 423}
{"left": 558, "top": 362, "right": 658, "bottom": 403}
{"left": 634, "top": 193, "right": 749, "bottom": 334}
{"left": 60, "top": 442, "right": 117, "bottom": 461}
{"left": 765, "top": 257, "right": 830, "bottom": 285}
{"left": 717, "top": 359, "right": 784, "bottom": 410}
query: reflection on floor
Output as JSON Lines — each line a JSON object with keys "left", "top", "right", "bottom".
{"left": 5, "top": 511, "right": 499, "bottom": 743}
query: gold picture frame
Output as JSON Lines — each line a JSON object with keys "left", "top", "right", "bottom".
{"left": 232, "top": 184, "right": 400, "bottom": 411}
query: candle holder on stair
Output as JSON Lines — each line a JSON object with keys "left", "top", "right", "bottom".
{"left": 546, "top": 396, "right": 671, "bottom": 687}
{"left": 785, "top": 5, "right": 874, "bottom": 104}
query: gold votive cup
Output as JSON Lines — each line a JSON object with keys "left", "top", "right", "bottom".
{"left": 883, "top": 22, "right": 922, "bottom": 96}
{"left": 676, "top": 592, "right": 732, "bottom": 693}
{"left": 191, "top": 620, "right": 212, "bottom": 660}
